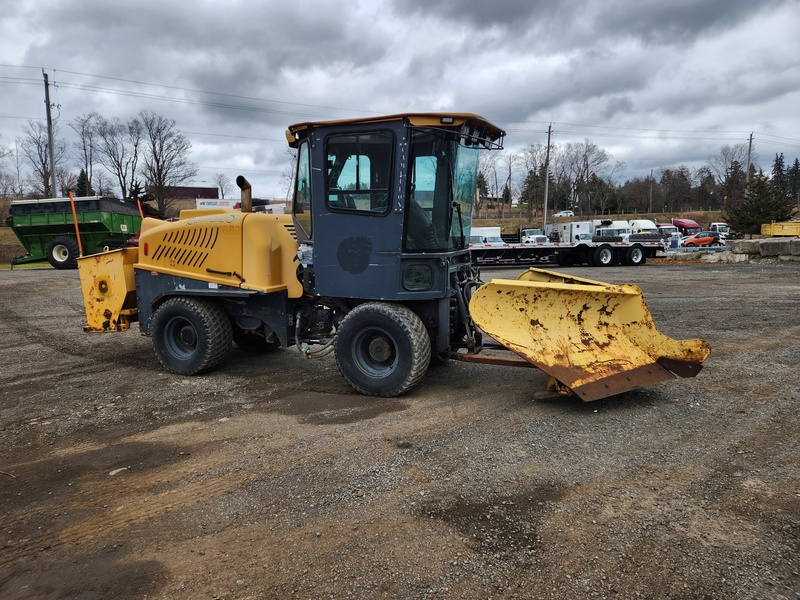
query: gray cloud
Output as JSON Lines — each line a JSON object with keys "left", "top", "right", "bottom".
{"left": 0, "top": 0, "right": 798, "bottom": 195}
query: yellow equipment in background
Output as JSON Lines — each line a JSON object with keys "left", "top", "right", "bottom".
{"left": 469, "top": 268, "right": 711, "bottom": 401}
{"left": 761, "top": 221, "right": 800, "bottom": 237}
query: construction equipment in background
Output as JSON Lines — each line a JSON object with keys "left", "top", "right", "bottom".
{"left": 761, "top": 221, "right": 800, "bottom": 237}
{"left": 77, "top": 113, "right": 709, "bottom": 401}
{"left": 6, "top": 196, "right": 142, "bottom": 269}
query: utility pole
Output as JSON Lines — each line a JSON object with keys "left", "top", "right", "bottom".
{"left": 745, "top": 132, "right": 753, "bottom": 183}
{"left": 648, "top": 169, "right": 653, "bottom": 214}
{"left": 42, "top": 70, "right": 58, "bottom": 197}
{"left": 542, "top": 124, "right": 552, "bottom": 232}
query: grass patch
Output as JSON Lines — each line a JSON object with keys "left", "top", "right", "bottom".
{"left": 0, "top": 262, "right": 52, "bottom": 270}
{"left": 0, "top": 227, "right": 20, "bottom": 244}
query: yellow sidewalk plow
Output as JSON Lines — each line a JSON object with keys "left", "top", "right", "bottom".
{"left": 469, "top": 268, "right": 711, "bottom": 402}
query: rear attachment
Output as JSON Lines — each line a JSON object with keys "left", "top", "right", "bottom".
{"left": 468, "top": 267, "right": 710, "bottom": 402}
{"left": 78, "top": 248, "right": 139, "bottom": 332}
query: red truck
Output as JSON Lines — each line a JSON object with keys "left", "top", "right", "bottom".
{"left": 671, "top": 218, "right": 702, "bottom": 237}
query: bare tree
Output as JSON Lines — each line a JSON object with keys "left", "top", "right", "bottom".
{"left": 0, "top": 172, "right": 13, "bottom": 198}
{"left": 212, "top": 173, "right": 232, "bottom": 199}
{"left": 707, "top": 143, "right": 755, "bottom": 185}
{"left": 563, "top": 140, "right": 611, "bottom": 214}
{"left": 18, "top": 120, "right": 67, "bottom": 197}
{"left": 139, "top": 110, "right": 198, "bottom": 216}
{"left": 478, "top": 150, "right": 501, "bottom": 216}
{"left": 95, "top": 116, "right": 142, "bottom": 200}
{"left": 0, "top": 136, "right": 10, "bottom": 164}
{"left": 498, "top": 150, "right": 520, "bottom": 218}
{"left": 280, "top": 147, "right": 298, "bottom": 201}
{"left": 7, "top": 141, "right": 27, "bottom": 198}
{"left": 0, "top": 136, "right": 13, "bottom": 198}
{"left": 56, "top": 167, "right": 78, "bottom": 197}
{"left": 522, "top": 143, "right": 547, "bottom": 176}
{"left": 69, "top": 112, "right": 100, "bottom": 193}
{"left": 94, "top": 171, "right": 115, "bottom": 196}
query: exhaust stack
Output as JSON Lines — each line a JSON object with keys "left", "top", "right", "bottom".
{"left": 236, "top": 175, "right": 252, "bottom": 213}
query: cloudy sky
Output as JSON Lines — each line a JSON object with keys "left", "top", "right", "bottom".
{"left": 1, "top": 0, "right": 799, "bottom": 199}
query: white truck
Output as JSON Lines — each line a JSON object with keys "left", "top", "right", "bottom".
{"left": 629, "top": 219, "right": 660, "bottom": 235}
{"left": 469, "top": 226, "right": 505, "bottom": 247}
{"left": 549, "top": 219, "right": 664, "bottom": 267}
{"left": 520, "top": 227, "right": 545, "bottom": 243}
{"left": 708, "top": 222, "right": 730, "bottom": 238}
{"left": 592, "top": 219, "right": 632, "bottom": 240}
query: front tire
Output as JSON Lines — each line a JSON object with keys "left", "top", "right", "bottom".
{"left": 150, "top": 297, "right": 232, "bottom": 375}
{"left": 46, "top": 236, "right": 80, "bottom": 269}
{"left": 335, "top": 302, "right": 431, "bottom": 397}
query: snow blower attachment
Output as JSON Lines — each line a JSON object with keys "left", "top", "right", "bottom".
{"left": 469, "top": 267, "right": 711, "bottom": 402}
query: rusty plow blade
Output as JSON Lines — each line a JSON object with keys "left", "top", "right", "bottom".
{"left": 469, "top": 268, "right": 711, "bottom": 402}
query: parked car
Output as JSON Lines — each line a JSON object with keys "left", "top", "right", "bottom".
{"left": 553, "top": 210, "right": 574, "bottom": 217}
{"left": 681, "top": 231, "right": 724, "bottom": 247}
{"left": 123, "top": 232, "right": 140, "bottom": 247}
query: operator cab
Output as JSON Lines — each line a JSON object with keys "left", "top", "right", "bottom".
{"left": 286, "top": 114, "right": 504, "bottom": 300}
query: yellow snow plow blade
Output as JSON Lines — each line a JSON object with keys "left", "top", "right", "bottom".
{"left": 469, "top": 267, "right": 711, "bottom": 402}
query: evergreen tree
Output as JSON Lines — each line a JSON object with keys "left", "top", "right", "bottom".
{"left": 721, "top": 160, "right": 746, "bottom": 206}
{"left": 75, "top": 168, "right": 94, "bottom": 197}
{"left": 501, "top": 184, "right": 511, "bottom": 205}
{"left": 477, "top": 171, "right": 488, "bottom": 197}
{"left": 771, "top": 153, "right": 788, "bottom": 198}
{"left": 787, "top": 158, "right": 800, "bottom": 205}
{"left": 724, "top": 171, "right": 795, "bottom": 234}
{"left": 519, "top": 169, "right": 539, "bottom": 207}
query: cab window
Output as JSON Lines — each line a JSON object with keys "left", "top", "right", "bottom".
{"left": 325, "top": 131, "right": 392, "bottom": 214}
{"left": 293, "top": 141, "right": 312, "bottom": 238}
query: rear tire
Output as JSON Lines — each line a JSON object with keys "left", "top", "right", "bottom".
{"left": 623, "top": 245, "right": 646, "bottom": 266}
{"left": 46, "top": 236, "right": 80, "bottom": 269}
{"left": 335, "top": 302, "right": 430, "bottom": 397}
{"left": 592, "top": 245, "right": 615, "bottom": 267}
{"left": 556, "top": 252, "right": 574, "bottom": 267}
{"left": 151, "top": 297, "right": 232, "bottom": 375}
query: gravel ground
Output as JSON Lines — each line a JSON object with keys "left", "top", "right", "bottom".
{"left": 1, "top": 259, "right": 799, "bottom": 599}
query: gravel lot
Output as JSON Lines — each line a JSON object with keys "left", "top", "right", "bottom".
{"left": 1, "top": 259, "right": 799, "bottom": 599}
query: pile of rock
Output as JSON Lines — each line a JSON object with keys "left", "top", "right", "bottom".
{"left": 709, "top": 238, "right": 800, "bottom": 263}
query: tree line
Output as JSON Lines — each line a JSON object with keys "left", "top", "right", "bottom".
{"left": 3, "top": 115, "right": 797, "bottom": 232}
{"left": 478, "top": 140, "right": 800, "bottom": 234}
{"left": 0, "top": 110, "right": 201, "bottom": 217}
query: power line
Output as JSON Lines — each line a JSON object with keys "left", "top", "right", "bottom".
{"left": 197, "top": 165, "right": 284, "bottom": 174}
{"left": 3, "top": 63, "right": 800, "bottom": 183}
{"left": 5, "top": 63, "right": 800, "bottom": 146}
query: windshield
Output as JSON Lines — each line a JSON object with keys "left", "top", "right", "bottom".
{"left": 404, "top": 128, "right": 479, "bottom": 252}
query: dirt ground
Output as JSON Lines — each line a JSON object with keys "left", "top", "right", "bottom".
{"left": 1, "top": 259, "right": 798, "bottom": 599}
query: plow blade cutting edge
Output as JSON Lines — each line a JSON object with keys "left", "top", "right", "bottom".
{"left": 469, "top": 268, "right": 711, "bottom": 402}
